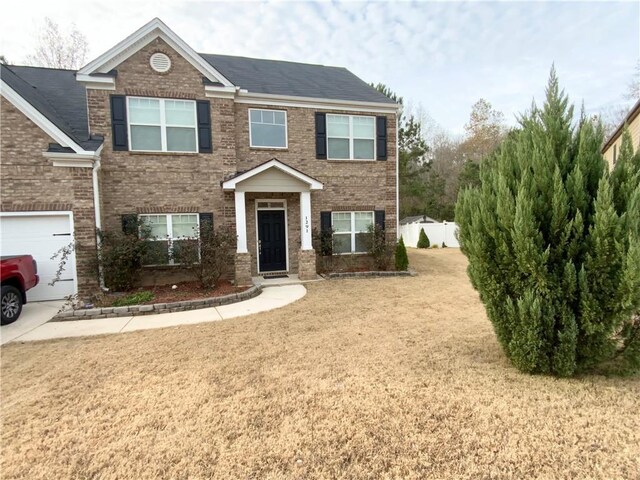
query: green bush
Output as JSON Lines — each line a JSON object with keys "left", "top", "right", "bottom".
{"left": 417, "top": 228, "right": 430, "bottom": 248}
{"left": 112, "top": 291, "right": 154, "bottom": 307}
{"left": 455, "top": 69, "right": 640, "bottom": 376}
{"left": 395, "top": 236, "right": 409, "bottom": 271}
{"left": 99, "top": 222, "right": 151, "bottom": 291}
{"left": 173, "top": 223, "right": 236, "bottom": 289}
{"left": 366, "top": 223, "right": 394, "bottom": 270}
{"left": 312, "top": 226, "right": 334, "bottom": 256}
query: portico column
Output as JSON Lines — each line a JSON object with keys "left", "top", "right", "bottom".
{"left": 298, "top": 190, "right": 316, "bottom": 280}
{"left": 234, "top": 191, "right": 248, "bottom": 253}
{"left": 300, "top": 190, "right": 312, "bottom": 250}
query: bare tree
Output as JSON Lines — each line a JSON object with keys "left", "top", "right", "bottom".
{"left": 625, "top": 59, "right": 640, "bottom": 102}
{"left": 25, "top": 18, "right": 88, "bottom": 69}
{"left": 0, "top": 55, "right": 8, "bottom": 64}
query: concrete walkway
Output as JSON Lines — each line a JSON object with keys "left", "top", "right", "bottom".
{"left": 0, "top": 300, "right": 65, "bottom": 345}
{"left": 5, "top": 285, "right": 306, "bottom": 344}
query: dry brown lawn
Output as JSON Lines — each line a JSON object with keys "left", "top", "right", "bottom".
{"left": 1, "top": 249, "right": 639, "bottom": 479}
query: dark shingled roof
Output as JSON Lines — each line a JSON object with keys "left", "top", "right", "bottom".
{"left": 1, "top": 54, "right": 394, "bottom": 151}
{"left": 1, "top": 64, "right": 102, "bottom": 151}
{"left": 200, "top": 54, "right": 396, "bottom": 104}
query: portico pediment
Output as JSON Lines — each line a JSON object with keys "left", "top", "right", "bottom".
{"left": 222, "top": 158, "right": 323, "bottom": 192}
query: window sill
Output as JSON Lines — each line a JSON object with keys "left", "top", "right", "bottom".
{"left": 128, "top": 151, "right": 201, "bottom": 156}
{"left": 326, "top": 159, "right": 378, "bottom": 163}
{"left": 249, "top": 146, "right": 289, "bottom": 151}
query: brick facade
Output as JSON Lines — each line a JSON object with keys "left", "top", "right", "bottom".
{"left": 0, "top": 97, "right": 100, "bottom": 298}
{"left": 2, "top": 36, "right": 397, "bottom": 295}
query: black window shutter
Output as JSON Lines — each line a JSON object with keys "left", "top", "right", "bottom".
{"left": 320, "top": 211, "right": 333, "bottom": 255}
{"left": 320, "top": 211, "right": 332, "bottom": 233}
{"left": 315, "top": 113, "right": 327, "bottom": 159}
{"left": 110, "top": 95, "right": 128, "bottom": 151}
{"left": 121, "top": 214, "right": 138, "bottom": 235}
{"left": 197, "top": 100, "right": 212, "bottom": 153}
{"left": 375, "top": 210, "right": 386, "bottom": 230}
{"left": 376, "top": 116, "right": 387, "bottom": 160}
{"left": 199, "top": 212, "right": 214, "bottom": 234}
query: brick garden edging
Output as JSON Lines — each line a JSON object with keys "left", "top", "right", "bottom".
{"left": 326, "top": 270, "right": 416, "bottom": 279}
{"left": 52, "top": 285, "right": 262, "bottom": 321}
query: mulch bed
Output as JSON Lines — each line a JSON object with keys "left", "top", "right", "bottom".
{"left": 104, "top": 281, "right": 249, "bottom": 307}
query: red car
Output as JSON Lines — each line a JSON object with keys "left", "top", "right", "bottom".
{"left": 1, "top": 255, "right": 39, "bottom": 325}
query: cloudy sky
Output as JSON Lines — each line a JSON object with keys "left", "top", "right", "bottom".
{"left": 1, "top": 0, "right": 638, "bottom": 135}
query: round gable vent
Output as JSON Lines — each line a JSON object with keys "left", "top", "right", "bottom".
{"left": 150, "top": 52, "right": 171, "bottom": 73}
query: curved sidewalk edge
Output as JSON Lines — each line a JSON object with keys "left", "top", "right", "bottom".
{"left": 8, "top": 285, "right": 307, "bottom": 343}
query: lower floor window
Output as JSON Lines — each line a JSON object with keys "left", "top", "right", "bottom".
{"left": 332, "top": 211, "right": 374, "bottom": 254}
{"left": 139, "top": 213, "right": 199, "bottom": 265}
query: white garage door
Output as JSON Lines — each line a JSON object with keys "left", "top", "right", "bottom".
{"left": 0, "top": 213, "right": 77, "bottom": 301}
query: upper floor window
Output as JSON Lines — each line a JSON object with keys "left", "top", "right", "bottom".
{"left": 128, "top": 97, "right": 197, "bottom": 153}
{"left": 249, "top": 109, "right": 287, "bottom": 148}
{"left": 327, "top": 114, "right": 375, "bottom": 160}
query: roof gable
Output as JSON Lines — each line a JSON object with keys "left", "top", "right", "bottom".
{"left": 77, "top": 18, "right": 233, "bottom": 87}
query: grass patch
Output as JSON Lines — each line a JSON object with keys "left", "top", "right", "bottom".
{"left": 111, "top": 290, "right": 154, "bottom": 307}
{"left": 1, "top": 249, "right": 638, "bottom": 479}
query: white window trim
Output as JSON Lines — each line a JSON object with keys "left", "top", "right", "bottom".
{"left": 326, "top": 114, "right": 375, "bottom": 161}
{"left": 139, "top": 213, "right": 200, "bottom": 266}
{"left": 332, "top": 211, "right": 374, "bottom": 254}
{"left": 248, "top": 108, "right": 289, "bottom": 149}
{"left": 255, "top": 199, "right": 290, "bottom": 273}
{"left": 127, "top": 97, "right": 198, "bottom": 153}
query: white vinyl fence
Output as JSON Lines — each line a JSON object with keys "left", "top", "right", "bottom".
{"left": 399, "top": 222, "right": 460, "bottom": 248}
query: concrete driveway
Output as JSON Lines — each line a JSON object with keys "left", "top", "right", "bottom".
{"left": 0, "top": 300, "right": 64, "bottom": 345}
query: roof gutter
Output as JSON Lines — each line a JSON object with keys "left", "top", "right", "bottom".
{"left": 42, "top": 149, "right": 102, "bottom": 167}
{"left": 235, "top": 90, "right": 400, "bottom": 114}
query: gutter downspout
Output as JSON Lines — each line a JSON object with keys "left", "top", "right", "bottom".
{"left": 396, "top": 107, "right": 400, "bottom": 239}
{"left": 92, "top": 156, "right": 106, "bottom": 290}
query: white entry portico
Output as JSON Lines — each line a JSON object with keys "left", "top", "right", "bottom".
{"left": 222, "top": 158, "right": 323, "bottom": 283}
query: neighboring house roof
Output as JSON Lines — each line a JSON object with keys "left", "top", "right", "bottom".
{"left": 1, "top": 64, "right": 102, "bottom": 151}
{"left": 400, "top": 215, "right": 437, "bottom": 225}
{"left": 602, "top": 98, "right": 640, "bottom": 153}
{"left": 199, "top": 54, "right": 396, "bottom": 104}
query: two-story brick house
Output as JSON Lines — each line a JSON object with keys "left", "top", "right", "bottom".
{"left": 0, "top": 18, "right": 398, "bottom": 301}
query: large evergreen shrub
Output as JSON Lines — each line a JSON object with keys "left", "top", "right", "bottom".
{"left": 455, "top": 70, "right": 640, "bottom": 376}
{"left": 417, "top": 228, "right": 430, "bottom": 248}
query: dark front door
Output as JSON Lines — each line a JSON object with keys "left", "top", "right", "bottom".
{"left": 258, "top": 210, "right": 287, "bottom": 272}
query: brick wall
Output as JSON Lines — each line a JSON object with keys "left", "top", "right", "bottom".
{"left": 4, "top": 36, "right": 397, "bottom": 293}
{"left": 234, "top": 103, "right": 398, "bottom": 242}
{"left": 87, "top": 38, "right": 237, "bottom": 239}
{"left": 0, "top": 97, "right": 99, "bottom": 297}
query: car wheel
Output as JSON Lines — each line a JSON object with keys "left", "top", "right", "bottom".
{"left": 1, "top": 286, "right": 23, "bottom": 325}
